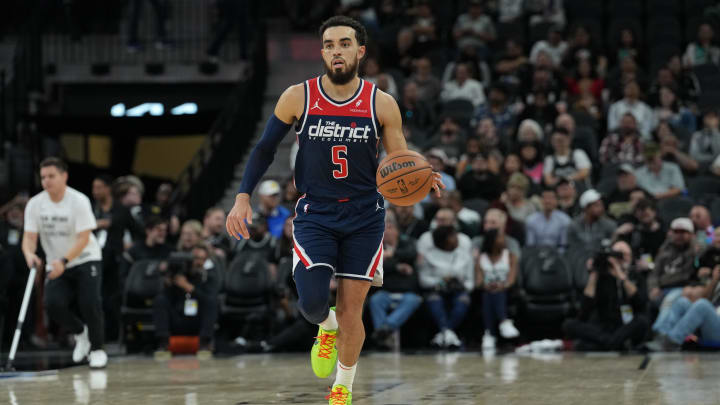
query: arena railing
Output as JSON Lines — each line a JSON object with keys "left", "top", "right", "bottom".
{"left": 168, "top": 20, "right": 267, "bottom": 220}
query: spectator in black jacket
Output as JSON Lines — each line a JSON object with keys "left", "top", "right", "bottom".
{"left": 368, "top": 211, "right": 422, "bottom": 349}
{"left": 458, "top": 152, "right": 504, "bottom": 202}
{"left": 153, "top": 245, "right": 220, "bottom": 359}
{"left": 563, "top": 241, "right": 648, "bottom": 350}
{"left": 392, "top": 204, "right": 429, "bottom": 240}
{"left": 122, "top": 216, "right": 173, "bottom": 279}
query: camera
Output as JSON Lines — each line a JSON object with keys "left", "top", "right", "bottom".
{"left": 165, "top": 252, "right": 194, "bottom": 276}
{"left": 592, "top": 248, "right": 624, "bottom": 275}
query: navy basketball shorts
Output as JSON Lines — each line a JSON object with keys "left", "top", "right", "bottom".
{"left": 292, "top": 193, "right": 385, "bottom": 286}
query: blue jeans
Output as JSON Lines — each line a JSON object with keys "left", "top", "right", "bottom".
{"left": 369, "top": 291, "right": 422, "bottom": 331}
{"left": 483, "top": 291, "right": 508, "bottom": 335}
{"left": 425, "top": 291, "right": 470, "bottom": 331}
{"left": 654, "top": 297, "right": 720, "bottom": 344}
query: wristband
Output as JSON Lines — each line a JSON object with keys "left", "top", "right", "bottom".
{"left": 61, "top": 257, "right": 69, "bottom": 266}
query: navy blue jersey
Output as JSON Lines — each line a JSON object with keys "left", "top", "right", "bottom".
{"left": 294, "top": 76, "right": 381, "bottom": 200}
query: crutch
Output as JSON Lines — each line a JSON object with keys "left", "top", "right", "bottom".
{"left": 4, "top": 266, "right": 37, "bottom": 371}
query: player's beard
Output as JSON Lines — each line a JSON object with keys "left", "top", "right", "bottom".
{"left": 324, "top": 56, "right": 358, "bottom": 85}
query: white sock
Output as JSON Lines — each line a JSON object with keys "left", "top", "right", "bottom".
{"left": 319, "top": 308, "right": 338, "bottom": 331}
{"left": 334, "top": 361, "right": 357, "bottom": 392}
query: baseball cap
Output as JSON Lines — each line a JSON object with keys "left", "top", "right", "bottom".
{"left": 618, "top": 164, "right": 635, "bottom": 175}
{"left": 426, "top": 148, "right": 448, "bottom": 163}
{"left": 671, "top": 217, "right": 694, "bottom": 233}
{"left": 579, "top": 189, "right": 602, "bottom": 209}
{"left": 258, "top": 180, "right": 281, "bottom": 196}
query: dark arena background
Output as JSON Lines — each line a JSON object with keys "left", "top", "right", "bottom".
{"left": 2, "top": 0, "right": 720, "bottom": 404}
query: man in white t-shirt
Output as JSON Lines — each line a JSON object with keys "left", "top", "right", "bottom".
{"left": 21, "top": 158, "right": 107, "bottom": 368}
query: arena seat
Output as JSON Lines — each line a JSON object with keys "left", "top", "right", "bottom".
{"left": 120, "top": 260, "right": 164, "bottom": 351}
{"left": 657, "top": 196, "right": 695, "bottom": 225}
{"left": 518, "top": 247, "right": 575, "bottom": 324}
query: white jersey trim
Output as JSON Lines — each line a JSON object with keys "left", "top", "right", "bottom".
{"left": 316, "top": 77, "right": 365, "bottom": 107}
{"left": 370, "top": 84, "right": 379, "bottom": 140}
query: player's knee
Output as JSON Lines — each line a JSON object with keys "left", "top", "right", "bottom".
{"left": 298, "top": 294, "right": 330, "bottom": 324}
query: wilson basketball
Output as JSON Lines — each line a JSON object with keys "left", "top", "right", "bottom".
{"left": 376, "top": 150, "right": 433, "bottom": 206}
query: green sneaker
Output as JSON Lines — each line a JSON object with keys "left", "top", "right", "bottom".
{"left": 326, "top": 384, "right": 351, "bottom": 404}
{"left": 311, "top": 307, "right": 338, "bottom": 378}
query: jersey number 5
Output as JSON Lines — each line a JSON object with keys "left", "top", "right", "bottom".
{"left": 331, "top": 145, "right": 348, "bottom": 179}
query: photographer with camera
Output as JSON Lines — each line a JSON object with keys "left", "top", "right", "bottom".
{"left": 563, "top": 240, "right": 648, "bottom": 351}
{"left": 153, "top": 244, "right": 220, "bottom": 360}
{"left": 417, "top": 209, "right": 474, "bottom": 349}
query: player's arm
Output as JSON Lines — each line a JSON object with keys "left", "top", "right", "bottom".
{"left": 227, "top": 84, "right": 303, "bottom": 240}
{"left": 376, "top": 90, "right": 445, "bottom": 195}
{"left": 21, "top": 231, "right": 42, "bottom": 269}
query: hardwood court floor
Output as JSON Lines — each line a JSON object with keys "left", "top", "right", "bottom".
{"left": 3, "top": 352, "right": 720, "bottom": 404}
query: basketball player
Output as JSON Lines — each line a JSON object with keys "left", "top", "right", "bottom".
{"left": 22, "top": 158, "right": 107, "bottom": 368}
{"left": 226, "top": 16, "right": 443, "bottom": 404}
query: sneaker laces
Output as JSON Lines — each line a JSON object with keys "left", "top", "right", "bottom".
{"left": 315, "top": 331, "right": 336, "bottom": 359}
{"left": 325, "top": 387, "right": 349, "bottom": 404}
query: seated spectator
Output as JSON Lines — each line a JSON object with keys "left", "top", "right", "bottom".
{"left": 530, "top": 25, "right": 567, "bottom": 68}
{"left": 690, "top": 205, "right": 715, "bottom": 249}
{"left": 635, "top": 142, "right": 686, "bottom": 200}
{"left": 605, "top": 164, "right": 644, "bottom": 219}
{"left": 445, "top": 190, "right": 481, "bottom": 237}
{"left": 494, "top": 38, "right": 530, "bottom": 92}
{"left": 648, "top": 218, "right": 699, "bottom": 306}
{"left": 615, "top": 198, "right": 666, "bottom": 261}
{"left": 408, "top": 1, "right": 438, "bottom": 51}
{"left": 122, "top": 216, "right": 173, "bottom": 277}
{"left": 392, "top": 204, "right": 429, "bottom": 240}
{"left": 567, "top": 189, "right": 617, "bottom": 251}
{"left": 689, "top": 110, "right": 720, "bottom": 170}
{"left": 255, "top": 180, "right": 291, "bottom": 239}
{"left": 563, "top": 241, "right": 648, "bottom": 351}
{"left": 517, "top": 135, "right": 544, "bottom": 185}
{"left": 566, "top": 56, "right": 604, "bottom": 103}
{"left": 399, "top": 81, "right": 436, "bottom": 141}
{"left": 458, "top": 152, "right": 504, "bottom": 202}
{"left": 610, "top": 28, "right": 639, "bottom": 66}
{"left": 599, "top": 113, "right": 644, "bottom": 166}
{"left": 443, "top": 44, "right": 492, "bottom": 88}
{"left": 475, "top": 84, "right": 517, "bottom": 139}
{"left": 526, "top": 0, "right": 565, "bottom": 28}
{"left": 473, "top": 208, "right": 522, "bottom": 261}
{"left": 369, "top": 211, "right": 422, "bottom": 349}
{"left": 476, "top": 209, "right": 519, "bottom": 350}
{"left": 115, "top": 178, "right": 147, "bottom": 230}
{"left": 455, "top": 137, "right": 482, "bottom": 178}
{"left": 417, "top": 215, "right": 474, "bottom": 348}
{"left": 607, "top": 81, "right": 654, "bottom": 138}
{"left": 501, "top": 173, "right": 537, "bottom": 224}
{"left": 667, "top": 54, "right": 701, "bottom": 103}
{"left": 648, "top": 67, "right": 680, "bottom": 106}
{"left": 425, "top": 149, "right": 456, "bottom": 191}
{"left": 476, "top": 117, "right": 511, "bottom": 159}
{"left": 556, "top": 178, "right": 581, "bottom": 218}
{"left": 440, "top": 63, "right": 486, "bottom": 107}
{"left": 562, "top": 24, "right": 607, "bottom": 76}
{"left": 649, "top": 235, "right": 720, "bottom": 350}
{"left": 518, "top": 90, "right": 557, "bottom": 131}
{"left": 543, "top": 127, "right": 592, "bottom": 189}
{"left": 657, "top": 124, "right": 698, "bottom": 173}
{"left": 652, "top": 86, "right": 696, "bottom": 135}
{"left": 606, "top": 56, "right": 647, "bottom": 102}
{"left": 149, "top": 183, "right": 180, "bottom": 239}
{"left": 153, "top": 245, "right": 220, "bottom": 359}
{"left": 177, "top": 220, "right": 203, "bottom": 253}
{"left": 683, "top": 23, "right": 720, "bottom": 67}
{"left": 525, "top": 187, "right": 571, "bottom": 250}
{"left": 453, "top": 0, "right": 495, "bottom": 59}
{"left": 411, "top": 56, "right": 442, "bottom": 104}
{"left": 202, "top": 207, "right": 232, "bottom": 260}
{"left": 362, "top": 56, "right": 398, "bottom": 99}
{"left": 425, "top": 116, "right": 466, "bottom": 164}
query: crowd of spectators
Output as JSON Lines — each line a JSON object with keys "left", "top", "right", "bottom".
{"left": 4, "top": 1, "right": 720, "bottom": 355}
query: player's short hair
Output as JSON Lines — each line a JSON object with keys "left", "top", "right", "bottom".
{"left": 319, "top": 16, "right": 367, "bottom": 46}
{"left": 39, "top": 157, "right": 68, "bottom": 172}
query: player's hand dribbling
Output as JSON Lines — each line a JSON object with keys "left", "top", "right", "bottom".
{"left": 431, "top": 172, "right": 446, "bottom": 197}
{"left": 226, "top": 193, "right": 253, "bottom": 240}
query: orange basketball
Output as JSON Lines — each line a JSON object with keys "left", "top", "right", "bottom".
{"left": 376, "top": 150, "right": 433, "bottom": 206}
